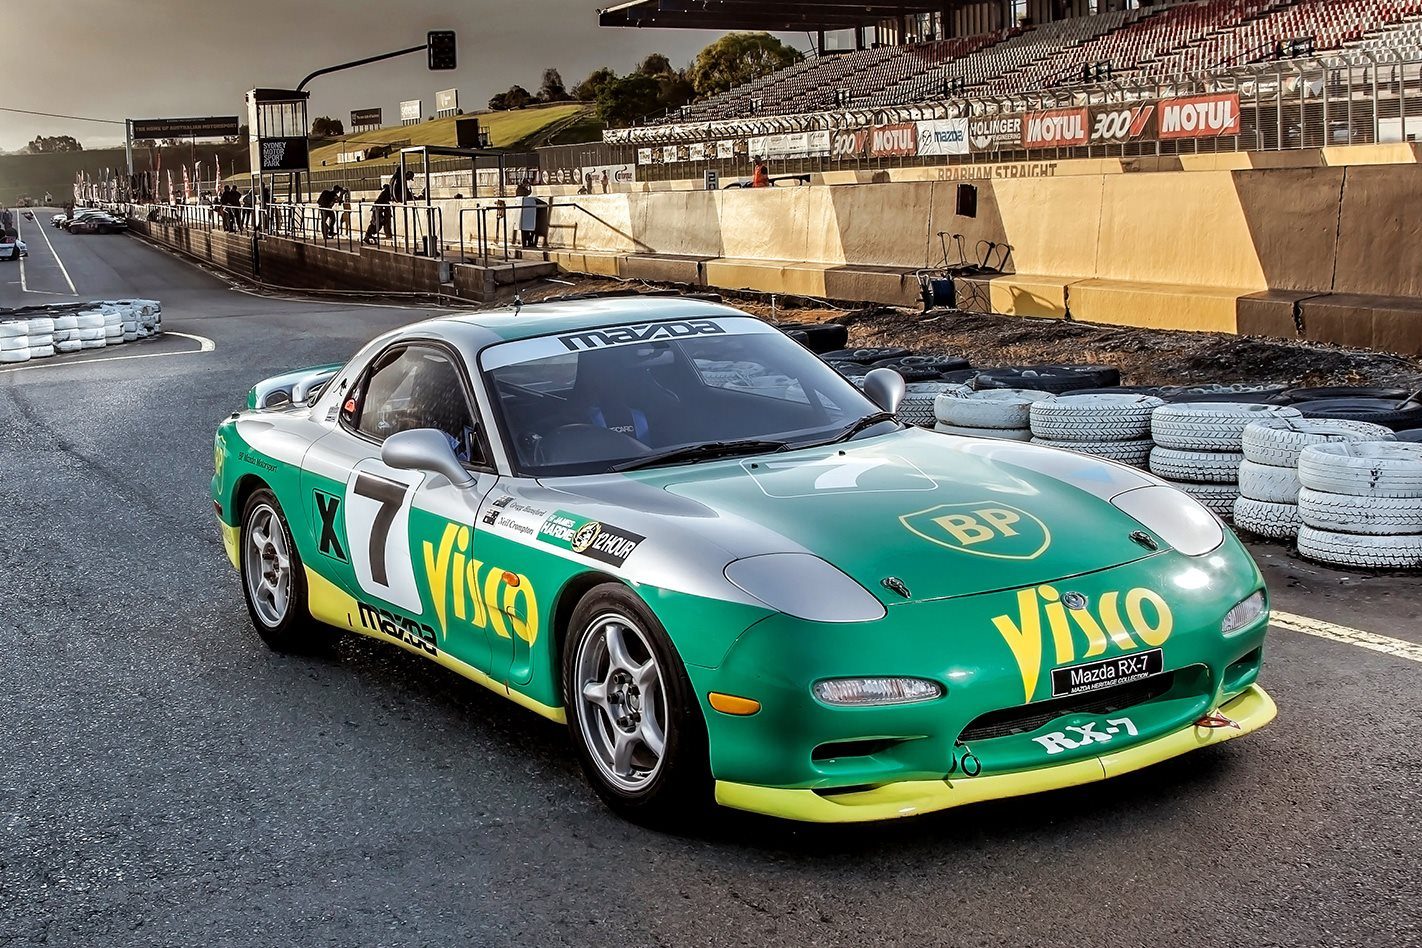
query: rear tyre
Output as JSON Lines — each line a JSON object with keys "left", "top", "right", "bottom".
{"left": 240, "top": 489, "right": 322, "bottom": 651}
{"left": 564, "top": 584, "right": 711, "bottom": 824}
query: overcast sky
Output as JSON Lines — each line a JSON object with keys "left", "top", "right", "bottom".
{"left": 2, "top": 0, "right": 804, "bottom": 152}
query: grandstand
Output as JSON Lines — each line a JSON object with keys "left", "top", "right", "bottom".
{"left": 611, "top": 0, "right": 1422, "bottom": 125}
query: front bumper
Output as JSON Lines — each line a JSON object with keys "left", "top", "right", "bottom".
{"left": 715, "top": 683, "right": 1275, "bottom": 822}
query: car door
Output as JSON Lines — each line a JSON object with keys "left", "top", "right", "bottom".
{"left": 301, "top": 341, "right": 500, "bottom": 675}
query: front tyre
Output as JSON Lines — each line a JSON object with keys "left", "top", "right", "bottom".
{"left": 240, "top": 489, "right": 322, "bottom": 651}
{"left": 564, "top": 584, "right": 711, "bottom": 824}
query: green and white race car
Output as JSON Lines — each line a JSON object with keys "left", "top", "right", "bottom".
{"left": 211, "top": 297, "right": 1275, "bottom": 823}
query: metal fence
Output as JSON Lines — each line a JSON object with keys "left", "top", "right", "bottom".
{"left": 608, "top": 51, "right": 1422, "bottom": 183}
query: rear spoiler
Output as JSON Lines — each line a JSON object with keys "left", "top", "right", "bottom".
{"left": 247, "top": 362, "right": 344, "bottom": 411}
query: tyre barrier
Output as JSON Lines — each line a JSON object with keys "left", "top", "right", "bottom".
{"left": 1292, "top": 396, "right": 1422, "bottom": 432}
{"left": 1231, "top": 418, "right": 1397, "bottom": 541}
{"left": 776, "top": 322, "right": 849, "bottom": 354}
{"left": 1294, "top": 442, "right": 1422, "bottom": 569}
{"left": 934, "top": 388, "right": 1056, "bottom": 435}
{"left": 1148, "top": 403, "right": 1300, "bottom": 522}
{"left": 1027, "top": 393, "right": 1163, "bottom": 468}
{"left": 0, "top": 299, "right": 163, "bottom": 365}
{"left": 973, "top": 365, "right": 1115, "bottom": 395}
{"left": 897, "top": 382, "right": 969, "bottom": 428}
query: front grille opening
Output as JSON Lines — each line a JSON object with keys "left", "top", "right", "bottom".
{"left": 958, "top": 672, "right": 1175, "bottom": 744}
{"left": 812, "top": 738, "right": 900, "bottom": 762}
{"left": 1224, "top": 648, "right": 1262, "bottom": 690}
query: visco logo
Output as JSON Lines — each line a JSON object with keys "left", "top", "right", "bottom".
{"left": 422, "top": 521, "right": 539, "bottom": 645}
{"left": 991, "top": 584, "right": 1173, "bottom": 701}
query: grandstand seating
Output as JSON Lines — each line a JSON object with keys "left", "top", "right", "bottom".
{"left": 653, "top": 0, "right": 1422, "bottom": 126}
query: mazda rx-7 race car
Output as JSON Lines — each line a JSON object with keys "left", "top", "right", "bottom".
{"left": 211, "top": 297, "right": 1275, "bottom": 823}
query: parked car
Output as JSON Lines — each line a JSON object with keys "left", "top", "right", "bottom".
{"left": 67, "top": 214, "right": 128, "bottom": 235}
{"left": 1, "top": 235, "right": 28, "bottom": 261}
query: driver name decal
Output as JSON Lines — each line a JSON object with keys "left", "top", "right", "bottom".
{"left": 558, "top": 319, "right": 724, "bottom": 351}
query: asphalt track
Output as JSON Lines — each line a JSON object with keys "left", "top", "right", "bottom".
{"left": 1, "top": 217, "right": 1418, "bottom": 948}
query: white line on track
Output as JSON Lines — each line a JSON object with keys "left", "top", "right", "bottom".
{"left": 26, "top": 213, "right": 78, "bottom": 296}
{"left": 0, "top": 331, "right": 215, "bottom": 375}
{"left": 1272, "top": 610, "right": 1422, "bottom": 665}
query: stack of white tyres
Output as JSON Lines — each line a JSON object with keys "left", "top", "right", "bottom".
{"left": 77, "top": 311, "right": 108, "bottom": 349}
{"left": 1296, "top": 442, "right": 1422, "bottom": 568}
{"left": 933, "top": 389, "right": 1055, "bottom": 441}
{"left": 1028, "top": 393, "right": 1162, "bottom": 467}
{"left": 1149, "top": 403, "right": 1302, "bottom": 518}
{"left": 25, "top": 317, "right": 55, "bottom": 359}
{"left": 0, "top": 320, "right": 30, "bottom": 363}
{"left": 54, "top": 314, "right": 81, "bottom": 352}
{"left": 898, "top": 382, "right": 969, "bottom": 427}
{"left": 102, "top": 309, "right": 123, "bottom": 344}
{"left": 1234, "top": 418, "right": 1395, "bottom": 539}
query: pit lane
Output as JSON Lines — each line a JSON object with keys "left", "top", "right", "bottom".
{"left": 0, "top": 221, "right": 1417, "bottom": 947}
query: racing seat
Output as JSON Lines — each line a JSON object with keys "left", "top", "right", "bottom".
{"left": 568, "top": 347, "right": 679, "bottom": 447}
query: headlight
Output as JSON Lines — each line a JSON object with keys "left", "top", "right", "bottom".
{"left": 813, "top": 677, "right": 944, "bottom": 707}
{"left": 1221, "top": 590, "right": 1267, "bottom": 635}
{"left": 1111, "top": 485, "right": 1224, "bottom": 556}
{"left": 724, "top": 553, "right": 885, "bottom": 623}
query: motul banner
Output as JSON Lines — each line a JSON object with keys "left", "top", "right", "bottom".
{"left": 1022, "top": 108, "right": 1089, "bottom": 148}
{"left": 832, "top": 129, "right": 868, "bottom": 158}
{"left": 1158, "top": 93, "right": 1241, "bottom": 139}
{"left": 1087, "top": 103, "right": 1157, "bottom": 143}
{"left": 870, "top": 123, "right": 918, "bottom": 157}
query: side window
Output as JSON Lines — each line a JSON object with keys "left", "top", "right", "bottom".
{"left": 346, "top": 345, "right": 487, "bottom": 465}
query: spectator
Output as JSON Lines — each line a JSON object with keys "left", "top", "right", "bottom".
{"left": 339, "top": 188, "right": 352, "bottom": 236}
{"left": 365, "top": 184, "right": 392, "bottom": 245}
{"left": 316, "top": 186, "right": 338, "bottom": 238}
{"left": 241, "top": 189, "right": 254, "bottom": 230}
{"left": 0, "top": 206, "right": 13, "bottom": 234}
{"left": 390, "top": 169, "right": 415, "bottom": 203}
{"left": 751, "top": 158, "right": 770, "bottom": 188}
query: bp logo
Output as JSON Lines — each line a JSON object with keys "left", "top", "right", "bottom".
{"left": 899, "top": 502, "right": 1051, "bottom": 560}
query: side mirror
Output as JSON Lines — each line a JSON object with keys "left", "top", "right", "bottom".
{"left": 381, "top": 428, "right": 475, "bottom": 488}
{"left": 863, "top": 367, "right": 906, "bottom": 414}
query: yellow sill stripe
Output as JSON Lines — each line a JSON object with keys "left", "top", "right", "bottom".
{"left": 714, "top": 684, "right": 1276, "bottom": 823}
{"left": 303, "top": 566, "right": 567, "bottom": 724}
{"left": 220, "top": 521, "right": 241, "bottom": 570}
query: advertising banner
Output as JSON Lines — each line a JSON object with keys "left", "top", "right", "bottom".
{"left": 1022, "top": 107, "right": 1089, "bottom": 148}
{"left": 131, "top": 116, "right": 241, "bottom": 139}
{"left": 257, "top": 136, "right": 310, "bottom": 172}
{"left": 350, "top": 107, "right": 382, "bottom": 128}
{"left": 662, "top": 144, "right": 680, "bottom": 163}
{"left": 716, "top": 139, "right": 735, "bottom": 159}
{"left": 637, "top": 147, "right": 654, "bottom": 165}
{"left": 400, "top": 99, "right": 422, "bottom": 123}
{"left": 1085, "top": 103, "right": 1156, "bottom": 143}
{"left": 916, "top": 118, "right": 969, "bottom": 156}
{"left": 870, "top": 123, "right": 918, "bottom": 157}
{"left": 688, "top": 142, "right": 707, "bottom": 161}
{"left": 1158, "top": 93, "right": 1241, "bottom": 139}
{"left": 968, "top": 115, "right": 1023, "bottom": 152}
{"left": 435, "top": 88, "right": 459, "bottom": 115}
{"left": 831, "top": 129, "right": 869, "bottom": 158}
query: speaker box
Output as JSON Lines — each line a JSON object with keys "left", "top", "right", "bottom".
{"left": 455, "top": 117, "right": 482, "bottom": 149}
{"left": 956, "top": 183, "right": 978, "bottom": 218}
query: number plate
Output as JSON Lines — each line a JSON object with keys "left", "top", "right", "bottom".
{"left": 1050, "top": 649, "right": 1163, "bottom": 698}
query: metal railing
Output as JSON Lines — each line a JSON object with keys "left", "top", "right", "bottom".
{"left": 116, "top": 199, "right": 444, "bottom": 258}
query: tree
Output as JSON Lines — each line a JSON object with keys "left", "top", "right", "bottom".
{"left": 638, "top": 52, "right": 674, "bottom": 77}
{"left": 310, "top": 116, "right": 345, "bottom": 137}
{"left": 595, "top": 73, "right": 663, "bottom": 128}
{"left": 133, "top": 139, "right": 158, "bottom": 150}
{"left": 25, "top": 135, "right": 83, "bottom": 153}
{"left": 688, "top": 32, "right": 803, "bottom": 97}
{"left": 488, "top": 92, "right": 510, "bottom": 111}
{"left": 504, "top": 85, "right": 533, "bottom": 109}
{"left": 572, "top": 66, "right": 616, "bottom": 102}
{"left": 539, "top": 67, "right": 568, "bottom": 102}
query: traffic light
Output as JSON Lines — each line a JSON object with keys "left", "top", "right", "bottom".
{"left": 428, "top": 30, "right": 457, "bottom": 70}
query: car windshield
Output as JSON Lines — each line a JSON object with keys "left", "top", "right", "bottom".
{"left": 480, "top": 314, "right": 883, "bottom": 476}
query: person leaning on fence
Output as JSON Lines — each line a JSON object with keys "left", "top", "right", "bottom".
{"left": 339, "top": 188, "right": 352, "bottom": 236}
{"left": 365, "top": 184, "right": 393, "bottom": 245}
{"left": 751, "top": 158, "right": 770, "bottom": 188}
{"left": 317, "top": 186, "right": 338, "bottom": 238}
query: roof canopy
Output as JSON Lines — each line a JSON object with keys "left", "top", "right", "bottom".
{"left": 598, "top": 1, "right": 950, "bottom": 31}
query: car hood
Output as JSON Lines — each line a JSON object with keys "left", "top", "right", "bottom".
{"left": 608, "top": 427, "right": 1168, "bottom": 604}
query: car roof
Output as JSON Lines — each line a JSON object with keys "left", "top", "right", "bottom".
{"left": 408, "top": 296, "right": 755, "bottom": 349}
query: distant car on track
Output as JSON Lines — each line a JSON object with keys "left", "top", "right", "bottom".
{"left": 211, "top": 297, "right": 1276, "bottom": 823}
{"left": 1, "top": 235, "right": 27, "bottom": 261}
{"left": 66, "top": 213, "right": 128, "bottom": 234}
